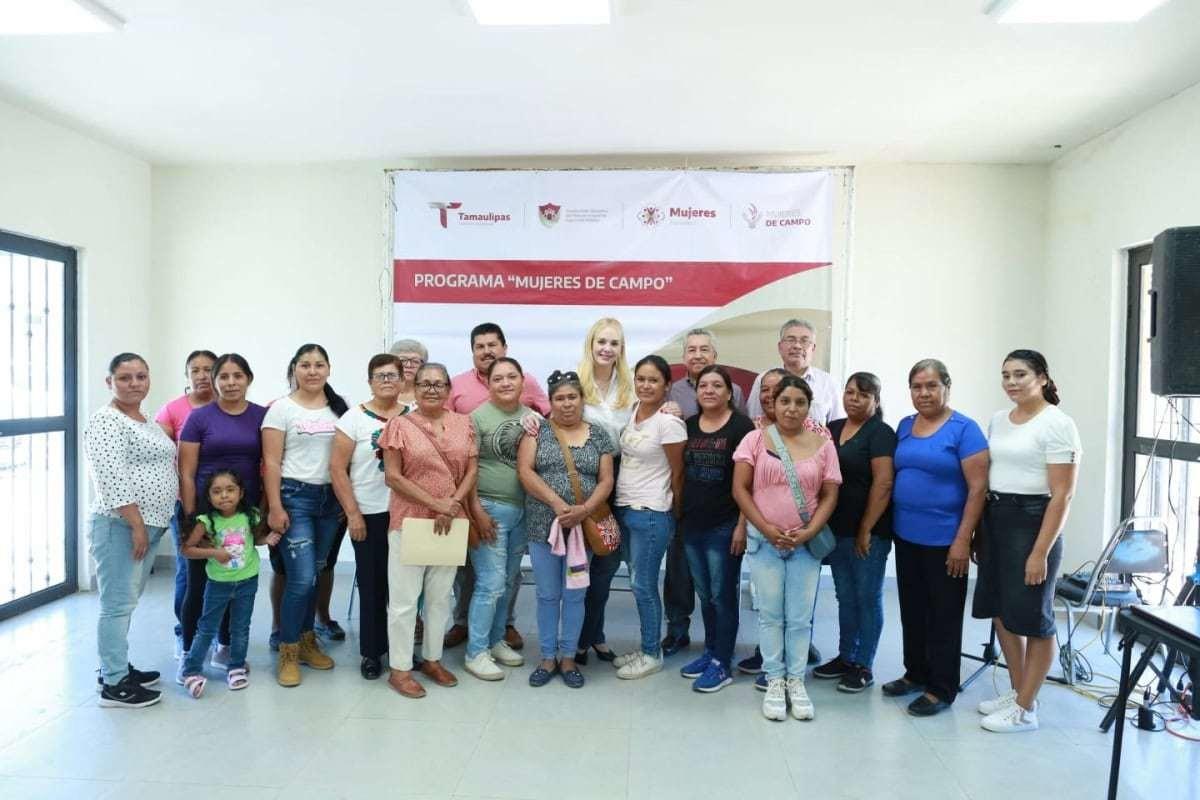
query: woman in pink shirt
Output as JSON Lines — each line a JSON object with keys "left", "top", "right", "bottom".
{"left": 153, "top": 349, "right": 217, "bottom": 657}
{"left": 733, "top": 375, "right": 841, "bottom": 722}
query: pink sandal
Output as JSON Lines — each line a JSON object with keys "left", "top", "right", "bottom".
{"left": 227, "top": 668, "right": 249, "bottom": 691}
{"left": 183, "top": 674, "right": 206, "bottom": 699}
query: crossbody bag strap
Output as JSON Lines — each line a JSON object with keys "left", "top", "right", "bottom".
{"left": 402, "top": 415, "right": 462, "bottom": 495}
{"left": 548, "top": 421, "right": 587, "bottom": 506}
{"left": 766, "top": 424, "right": 812, "bottom": 526}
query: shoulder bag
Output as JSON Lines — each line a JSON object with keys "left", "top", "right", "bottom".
{"left": 766, "top": 424, "right": 837, "bottom": 560}
{"left": 549, "top": 421, "right": 620, "bottom": 556}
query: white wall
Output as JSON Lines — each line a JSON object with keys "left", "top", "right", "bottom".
{"left": 0, "top": 98, "right": 153, "bottom": 585}
{"left": 1046, "top": 80, "right": 1200, "bottom": 572}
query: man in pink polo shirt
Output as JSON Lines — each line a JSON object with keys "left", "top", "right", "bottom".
{"left": 444, "top": 322, "right": 549, "bottom": 651}
{"left": 448, "top": 322, "right": 550, "bottom": 416}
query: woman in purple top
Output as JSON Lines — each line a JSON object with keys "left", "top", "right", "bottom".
{"left": 882, "top": 359, "right": 988, "bottom": 717}
{"left": 177, "top": 353, "right": 267, "bottom": 675}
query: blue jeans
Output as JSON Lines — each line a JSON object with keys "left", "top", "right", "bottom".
{"left": 618, "top": 506, "right": 675, "bottom": 657}
{"left": 467, "top": 498, "right": 527, "bottom": 658}
{"left": 170, "top": 500, "right": 186, "bottom": 638}
{"left": 278, "top": 478, "right": 342, "bottom": 644}
{"left": 682, "top": 518, "right": 742, "bottom": 669}
{"left": 183, "top": 575, "right": 258, "bottom": 675}
{"left": 826, "top": 534, "right": 892, "bottom": 669}
{"left": 528, "top": 539, "right": 587, "bottom": 660}
{"left": 89, "top": 514, "right": 167, "bottom": 685}
{"left": 747, "top": 524, "right": 821, "bottom": 680}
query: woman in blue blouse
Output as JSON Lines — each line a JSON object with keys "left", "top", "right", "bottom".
{"left": 882, "top": 359, "right": 988, "bottom": 717}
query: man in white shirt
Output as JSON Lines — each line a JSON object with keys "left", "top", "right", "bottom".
{"left": 745, "top": 319, "right": 844, "bottom": 426}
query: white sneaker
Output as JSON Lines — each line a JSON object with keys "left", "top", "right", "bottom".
{"left": 174, "top": 634, "right": 184, "bottom": 660}
{"left": 460, "top": 652, "right": 504, "bottom": 681}
{"left": 210, "top": 644, "right": 231, "bottom": 671}
{"left": 981, "top": 702, "right": 1039, "bottom": 733}
{"left": 613, "top": 651, "right": 639, "bottom": 668}
{"left": 490, "top": 641, "right": 525, "bottom": 667}
{"left": 175, "top": 658, "right": 188, "bottom": 686}
{"left": 464, "top": 652, "right": 505, "bottom": 681}
{"left": 762, "top": 678, "right": 788, "bottom": 721}
{"left": 616, "top": 652, "right": 663, "bottom": 680}
{"left": 786, "top": 676, "right": 815, "bottom": 720}
{"left": 978, "top": 689, "right": 1018, "bottom": 715}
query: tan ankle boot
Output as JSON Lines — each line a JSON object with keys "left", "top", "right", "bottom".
{"left": 298, "top": 630, "right": 334, "bottom": 670}
{"left": 277, "top": 643, "right": 301, "bottom": 687}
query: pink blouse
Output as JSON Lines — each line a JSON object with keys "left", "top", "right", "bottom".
{"left": 378, "top": 410, "right": 477, "bottom": 531}
{"left": 733, "top": 429, "right": 842, "bottom": 531}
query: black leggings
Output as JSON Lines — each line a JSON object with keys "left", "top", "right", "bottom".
{"left": 351, "top": 512, "right": 391, "bottom": 659}
{"left": 181, "top": 557, "right": 231, "bottom": 651}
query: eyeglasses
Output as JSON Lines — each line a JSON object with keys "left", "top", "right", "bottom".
{"left": 397, "top": 357, "right": 423, "bottom": 366}
{"left": 416, "top": 381, "right": 449, "bottom": 391}
{"left": 372, "top": 372, "right": 402, "bottom": 383}
{"left": 781, "top": 337, "right": 815, "bottom": 347}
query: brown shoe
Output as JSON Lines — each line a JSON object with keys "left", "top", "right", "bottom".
{"left": 419, "top": 659, "right": 459, "bottom": 687}
{"left": 442, "top": 623, "right": 468, "bottom": 649}
{"left": 388, "top": 669, "right": 426, "bottom": 698}
{"left": 414, "top": 616, "right": 424, "bottom": 645}
{"left": 298, "top": 630, "right": 335, "bottom": 670}
{"left": 277, "top": 643, "right": 301, "bottom": 687}
{"left": 504, "top": 625, "right": 524, "bottom": 651}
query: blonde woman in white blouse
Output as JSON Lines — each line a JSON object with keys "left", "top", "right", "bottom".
{"left": 85, "top": 353, "right": 179, "bottom": 709}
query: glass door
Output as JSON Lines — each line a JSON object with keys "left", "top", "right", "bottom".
{"left": 0, "top": 231, "right": 78, "bottom": 620}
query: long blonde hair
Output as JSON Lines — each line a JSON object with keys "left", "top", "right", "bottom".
{"left": 577, "top": 317, "right": 634, "bottom": 410}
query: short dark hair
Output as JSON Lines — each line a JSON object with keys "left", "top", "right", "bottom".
{"left": 488, "top": 356, "right": 524, "bottom": 378}
{"left": 775, "top": 374, "right": 814, "bottom": 404}
{"left": 845, "top": 371, "right": 883, "bottom": 418}
{"left": 470, "top": 323, "right": 506, "bottom": 347}
{"left": 367, "top": 353, "right": 402, "bottom": 379}
{"left": 696, "top": 364, "right": 736, "bottom": 409}
{"left": 108, "top": 352, "right": 147, "bottom": 375}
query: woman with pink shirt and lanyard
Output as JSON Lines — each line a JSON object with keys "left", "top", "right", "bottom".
{"left": 154, "top": 349, "right": 216, "bottom": 658}
{"left": 733, "top": 375, "right": 841, "bottom": 721}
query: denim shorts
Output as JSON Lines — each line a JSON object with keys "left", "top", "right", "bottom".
{"left": 972, "top": 492, "right": 1061, "bottom": 638}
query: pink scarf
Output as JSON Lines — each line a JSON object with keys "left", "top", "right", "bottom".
{"left": 548, "top": 518, "right": 590, "bottom": 589}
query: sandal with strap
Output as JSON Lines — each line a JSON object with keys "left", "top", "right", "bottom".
{"left": 227, "top": 668, "right": 249, "bottom": 691}
{"left": 184, "top": 674, "right": 206, "bottom": 699}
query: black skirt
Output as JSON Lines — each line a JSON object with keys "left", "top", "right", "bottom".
{"left": 972, "top": 492, "right": 1062, "bottom": 638}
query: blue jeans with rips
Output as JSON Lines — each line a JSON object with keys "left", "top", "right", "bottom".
{"left": 826, "top": 534, "right": 891, "bottom": 669}
{"left": 277, "top": 478, "right": 342, "bottom": 644}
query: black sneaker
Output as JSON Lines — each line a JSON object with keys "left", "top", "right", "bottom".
{"left": 98, "top": 675, "right": 162, "bottom": 708}
{"left": 96, "top": 663, "right": 161, "bottom": 692}
{"left": 736, "top": 648, "right": 763, "bottom": 675}
{"left": 837, "top": 666, "right": 874, "bottom": 693}
{"left": 812, "top": 655, "right": 853, "bottom": 680}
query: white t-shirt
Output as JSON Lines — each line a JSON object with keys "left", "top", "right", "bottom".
{"left": 987, "top": 405, "right": 1082, "bottom": 494}
{"left": 615, "top": 404, "right": 687, "bottom": 512}
{"left": 262, "top": 395, "right": 340, "bottom": 484}
{"left": 334, "top": 405, "right": 392, "bottom": 514}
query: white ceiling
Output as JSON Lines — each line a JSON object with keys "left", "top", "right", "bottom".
{"left": 2, "top": 0, "right": 1199, "bottom": 165}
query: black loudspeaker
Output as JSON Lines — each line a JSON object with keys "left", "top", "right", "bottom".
{"left": 1150, "top": 226, "right": 1200, "bottom": 396}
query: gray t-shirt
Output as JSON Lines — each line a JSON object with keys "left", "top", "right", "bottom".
{"left": 523, "top": 423, "right": 616, "bottom": 544}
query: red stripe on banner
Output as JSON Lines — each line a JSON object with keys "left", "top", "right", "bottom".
{"left": 393, "top": 259, "right": 830, "bottom": 306}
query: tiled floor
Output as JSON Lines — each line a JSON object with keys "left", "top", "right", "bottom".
{"left": 0, "top": 565, "right": 1196, "bottom": 800}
